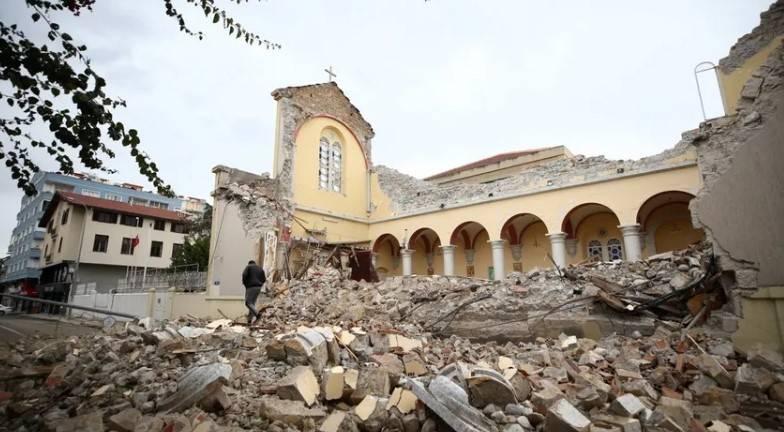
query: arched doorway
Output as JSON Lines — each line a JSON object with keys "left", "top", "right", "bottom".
{"left": 372, "top": 234, "right": 401, "bottom": 279}
{"left": 408, "top": 228, "right": 442, "bottom": 275}
{"left": 637, "top": 191, "right": 704, "bottom": 255}
{"left": 500, "top": 213, "right": 549, "bottom": 272}
{"left": 562, "top": 203, "right": 623, "bottom": 263}
{"left": 450, "top": 221, "right": 492, "bottom": 278}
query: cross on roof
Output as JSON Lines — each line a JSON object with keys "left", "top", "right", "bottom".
{"left": 324, "top": 66, "right": 336, "bottom": 82}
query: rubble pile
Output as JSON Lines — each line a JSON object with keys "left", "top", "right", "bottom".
{"left": 2, "top": 243, "right": 780, "bottom": 432}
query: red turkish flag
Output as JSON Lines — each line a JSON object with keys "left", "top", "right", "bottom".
{"left": 131, "top": 235, "right": 140, "bottom": 250}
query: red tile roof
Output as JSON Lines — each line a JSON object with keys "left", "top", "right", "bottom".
{"left": 39, "top": 191, "right": 186, "bottom": 227}
{"left": 424, "top": 147, "right": 557, "bottom": 180}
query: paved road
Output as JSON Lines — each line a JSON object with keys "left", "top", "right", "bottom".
{"left": 0, "top": 314, "right": 99, "bottom": 343}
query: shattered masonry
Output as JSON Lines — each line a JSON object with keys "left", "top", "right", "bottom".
{"left": 376, "top": 144, "right": 694, "bottom": 216}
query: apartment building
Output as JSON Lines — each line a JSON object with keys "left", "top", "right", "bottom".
{"left": 0, "top": 172, "right": 187, "bottom": 294}
{"left": 36, "top": 191, "right": 188, "bottom": 299}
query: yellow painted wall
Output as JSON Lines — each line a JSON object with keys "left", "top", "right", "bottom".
{"left": 734, "top": 287, "right": 784, "bottom": 354}
{"left": 292, "top": 117, "right": 369, "bottom": 219}
{"left": 368, "top": 166, "right": 701, "bottom": 269}
{"left": 291, "top": 209, "right": 370, "bottom": 245}
{"left": 645, "top": 203, "right": 705, "bottom": 254}
{"left": 718, "top": 37, "right": 784, "bottom": 114}
{"left": 521, "top": 222, "right": 550, "bottom": 271}
{"left": 571, "top": 213, "right": 623, "bottom": 263}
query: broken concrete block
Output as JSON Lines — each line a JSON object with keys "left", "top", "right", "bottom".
{"left": 653, "top": 397, "right": 693, "bottom": 430}
{"left": 355, "top": 395, "right": 380, "bottom": 421}
{"left": 402, "top": 352, "right": 428, "bottom": 376}
{"left": 697, "top": 354, "right": 734, "bottom": 388}
{"left": 409, "top": 375, "right": 497, "bottom": 432}
{"left": 498, "top": 356, "right": 516, "bottom": 370}
{"left": 158, "top": 362, "right": 232, "bottom": 413}
{"left": 55, "top": 411, "right": 103, "bottom": 432}
{"left": 266, "top": 338, "right": 287, "bottom": 361}
{"left": 401, "top": 413, "right": 419, "bottom": 432}
{"left": 740, "top": 76, "right": 763, "bottom": 99}
{"left": 560, "top": 334, "right": 578, "bottom": 350}
{"left": 545, "top": 399, "right": 591, "bottom": 432}
{"left": 285, "top": 330, "right": 329, "bottom": 371}
{"left": 344, "top": 368, "right": 359, "bottom": 392}
{"left": 319, "top": 411, "right": 358, "bottom": 432}
{"left": 349, "top": 327, "right": 370, "bottom": 351}
{"left": 696, "top": 387, "right": 739, "bottom": 413}
{"left": 621, "top": 379, "right": 658, "bottom": 401}
{"left": 734, "top": 363, "right": 775, "bottom": 394}
{"left": 277, "top": 365, "right": 321, "bottom": 406}
{"left": 338, "top": 330, "right": 356, "bottom": 347}
{"left": 350, "top": 367, "right": 390, "bottom": 404}
{"left": 706, "top": 420, "right": 731, "bottom": 432}
{"left": 747, "top": 346, "right": 784, "bottom": 372}
{"left": 509, "top": 372, "right": 532, "bottom": 401}
{"left": 91, "top": 383, "right": 114, "bottom": 397}
{"left": 258, "top": 396, "right": 327, "bottom": 427}
{"left": 609, "top": 394, "right": 645, "bottom": 417}
{"left": 322, "top": 366, "right": 346, "bottom": 401}
{"left": 371, "top": 353, "right": 405, "bottom": 377}
{"left": 467, "top": 368, "right": 518, "bottom": 408}
{"left": 198, "top": 387, "right": 232, "bottom": 413}
{"left": 532, "top": 382, "right": 566, "bottom": 413}
{"left": 543, "top": 367, "right": 568, "bottom": 383}
{"left": 591, "top": 414, "right": 640, "bottom": 432}
{"left": 107, "top": 408, "right": 142, "bottom": 432}
{"left": 386, "top": 387, "right": 418, "bottom": 414}
{"left": 379, "top": 334, "right": 423, "bottom": 353}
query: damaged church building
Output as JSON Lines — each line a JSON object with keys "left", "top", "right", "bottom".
{"left": 206, "top": 3, "right": 784, "bottom": 352}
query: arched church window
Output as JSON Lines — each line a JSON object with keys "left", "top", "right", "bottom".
{"left": 587, "top": 240, "right": 602, "bottom": 262}
{"left": 318, "top": 132, "right": 342, "bottom": 192}
{"left": 608, "top": 238, "right": 623, "bottom": 261}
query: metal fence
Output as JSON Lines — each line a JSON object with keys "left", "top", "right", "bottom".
{"left": 113, "top": 268, "right": 207, "bottom": 293}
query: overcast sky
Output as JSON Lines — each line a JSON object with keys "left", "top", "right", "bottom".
{"left": 0, "top": 0, "right": 773, "bottom": 255}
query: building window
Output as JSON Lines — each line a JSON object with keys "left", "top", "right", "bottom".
{"left": 93, "top": 211, "right": 118, "bottom": 224}
{"left": 120, "top": 237, "right": 135, "bottom": 255}
{"left": 47, "top": 220, "right": 54, "bottom": 234}
{"left": 130, "top": 197, "right": 148, "bottom": 206}
{"left": 120, "top": 214, "right": 143, "bottom": 227}
{"left": 171, "top": 223, "right": 187, "bottom": 234}
{"left": 93, "top": 235, "right": 109, "bottom": 253}
{"left": 587, "top": 240, "right": 603, "bottom": 262}
{"left": 149, "top": 201, "right": 169, "bottom": 209}
{"left": 60, "top": 208, "right": 69, "bottom": 225}
{"left": 172, "top": 243, "right": 183, "bottom": 259}
{"left": 105, "top": 194, "right": 123, "bottom": 202}
{"left": 318, "top": 133, "right": 342, "bottom": 193}
{"left": 81, "top": 189, "right": 101, "bottom": 198}
{"left": 153, "top": 219, "right": 166, "bottom": 231}
{"left": 41, "top": 200, "right": 50, "bottom": 211}
{"left": 57, "top": 237, "right": 63, "bottom": 253}
{"left": 150, "top": 241, "right": 163, "bottom": 257}
{"left": 607, "top": 239, "right": 624, "bottom": 261}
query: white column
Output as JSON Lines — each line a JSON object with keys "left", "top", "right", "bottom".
{"left": 440, "top": 245, "right": 456, "bottom": 276}
{"left": 371, "top": 253, "right": 378, "bottom": 269}
{"left": 547, "top": 232, "right": 567, "bottom": 269}
{"left": 401, "top": 249, "right": 414, "bottom": 276}
{"left": 490, "top": 240, "right": 506, "bottom": 281}
{"left": 619, "top": 224, "right": 643, "bottom": 261}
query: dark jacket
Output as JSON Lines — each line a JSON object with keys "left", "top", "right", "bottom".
{"left": 242, "top": 264, "right": 266, "bottom": 289}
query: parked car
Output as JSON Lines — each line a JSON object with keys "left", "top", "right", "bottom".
{"left": 0, "top": 304, "right": 12, "bottom": 315}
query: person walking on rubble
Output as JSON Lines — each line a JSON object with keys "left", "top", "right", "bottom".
{"left": 242, "top": 260, "right": 266, "bottom": 325}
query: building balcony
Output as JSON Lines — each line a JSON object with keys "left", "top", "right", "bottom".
{"left": 33, "top": 231, "right": 45, "bottom": 240}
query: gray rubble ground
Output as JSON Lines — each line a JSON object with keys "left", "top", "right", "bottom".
{"left": 1, "top": 244, "right": 782, "bottom": 432}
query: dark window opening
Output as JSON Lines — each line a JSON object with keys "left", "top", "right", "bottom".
{"left": 57, "top": 237, "right": 63, "bottom": 253}
{"left": 150, "top": 241, "right": 163, "bottom": 257}
{"left": 153, "top": 219, "right": 166, "bottom": 231}
{"left": 60, "top": 208, "right": 69, "bottom": 225}
{"left": 171, "top": 223, "right": 187, "bottom": 234}
{"left": 172, "top": 243, "right": 183, "bottom": 259}
{"left": 121, "top": 237, "right": 135, "bottom": 255}
{"left": 93, "top": 211, "right": 118, "bottom": 224}
{"left": 120, "top": 214, "right": 143, "bottom": 227}
{"left": 93, "top": 235, "right": 109, "bottom": 253}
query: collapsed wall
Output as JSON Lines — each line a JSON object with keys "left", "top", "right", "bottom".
{"left": 376, "top": 143, "right": 694, "bottom": 216}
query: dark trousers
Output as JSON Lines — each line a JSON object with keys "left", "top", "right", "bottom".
{"left": 245, "top": 286, "right": 261, "bottom": 324}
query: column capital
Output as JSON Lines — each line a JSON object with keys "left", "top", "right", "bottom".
{"left": 618, "top": 224, "right": 641, "bottom": 235}
{"left": 439, "top": 244, "right": 457, "bottom": 251}
{"left": 546, "top": 232, "right": 567, "bottom": 242}
{"left": 400, "top": 248, "right": 415, "bottom": 256}
{"left": 488, "top": 239, "right": 506, "bottom": 249}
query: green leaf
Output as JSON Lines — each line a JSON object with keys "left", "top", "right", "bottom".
{"left": 32, "top": 13, "right": 40, "bottom": 22}
{"left": 213, "top": 13, "right": 220, "bottom": 23}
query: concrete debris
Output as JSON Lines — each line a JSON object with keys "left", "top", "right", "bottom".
{"left": 3, "top": 245, "right": 784, "bottom": 431}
